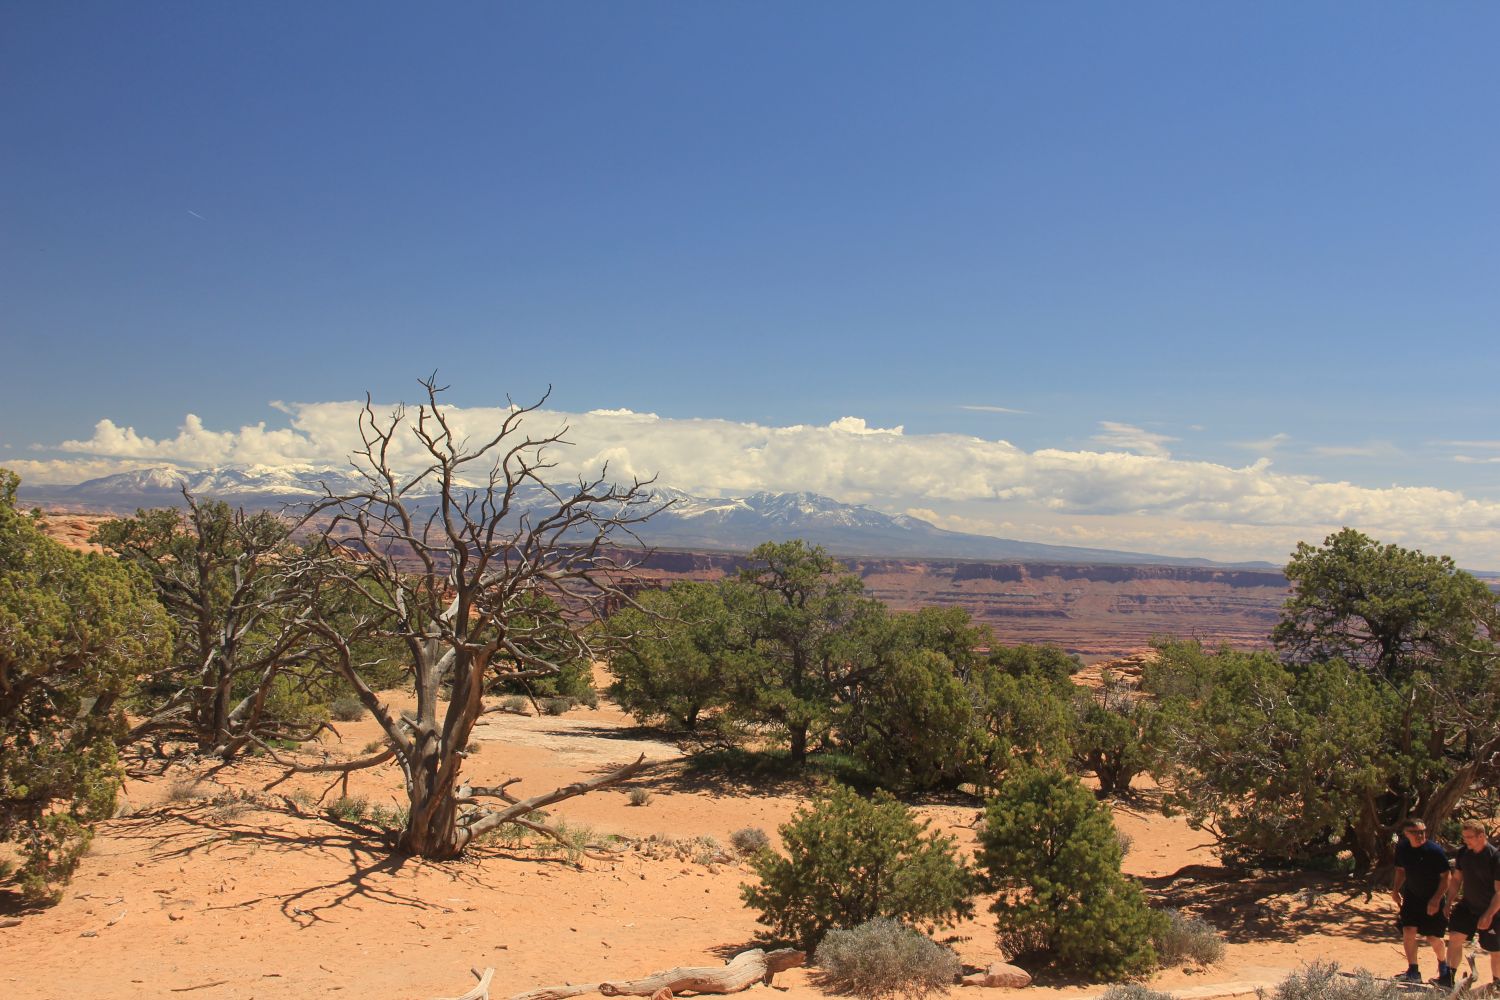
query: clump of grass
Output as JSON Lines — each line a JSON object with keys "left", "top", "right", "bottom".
{"left": 368, "top": 804, "right": 409, "bottom": 831}
{"left": 542, "top": 697, "right": 572, "bottom": 716}
{"left": 330, "top": 695, "right": 366, "bottom": 722}
{"left": 1262, "top": 962, "right": 1403, "bottom": 1000}
{"left": 690, "top": 834, "right": 728, "bottom": 865}
{"left": 814, "top": 918, "right": 960, "bottom": 1000}
{"left": 286, "top": 788, "right": 318, "bottom": 812}
{"left": 207, "top": 788, "right": 260, "bottom": 820}
{"left": 501, "top": 695, "right": 528, "bottom": 713}
{"left": 731, "top": 826, "right": 771, "bottom": 855}
{"left": 163, "top": 779, "right": 207, "bottom": 804}
{"left": 1154, "top": 908, "right": 1225, "bottom": 966}
{"left": 1102, "top": 985, "right": 1177, "bottom": 1000}
{"left": 327, "top": 795, "right": 369, "bottom": 822}
{"left": 627, "top": 788, "right": 651, "bottom": 807}
{"left": 361, "top": 738, "right": 385, "bottom": 754}
{"left": 1115, "top": 829, "right": 1134, "bottom": 859}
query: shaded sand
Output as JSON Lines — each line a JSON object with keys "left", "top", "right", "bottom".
{"left": 3, "top": 695, "right": 1408, "bottom": 1000}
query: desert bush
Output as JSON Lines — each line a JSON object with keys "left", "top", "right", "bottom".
{"left": 501, "top": 695, "right": 528, "bottom": 713}
{"left": 330, "top": 696, "right": 366, "bottom": 722}
{"left": 1116, "top": 829, "right": 1134, "bottom": 858}
{"left": 627, "top": 788, "right": 651, "bottom": 807}
{"left": 1154, "top": 909, "right": 1225, "bottom": 966}
{"left": 815, "top": 918, "right": 960, "bottom": 1000}
{"left": 542, "top": 697, "right": 572, "bottom": 716}
{"left": 979, "top": 767, "right": 1164, "bottom": 980}
{"left": 1263, "top": 962, "right": 1403, "bottom": 1000}
{"left": 731, "top": 827, "right": 771, "bottom": 855}
{"left": 327, "top": 795, "right": 368, "bottom": 822}
{"left": 742, "top": 784, "right": 973, "bottom": 950}
{"left": 361, "top": 739, "right": 384, "bottom": 754}
{"left": 1101, "top": 986, "right": 1176, "bottom": 1000}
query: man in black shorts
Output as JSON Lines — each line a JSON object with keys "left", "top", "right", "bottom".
{"left": 1393, "top": 817, "right": 1452, "bottom": 983}
{"left": 1439, "top": 820, "right": 1500, "bottom": 990}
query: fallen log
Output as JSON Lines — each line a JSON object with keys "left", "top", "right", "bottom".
{"left": 437, "top": 966, "right": 496, "bottom": 1000}
{"left": 598, "top": 948, "right": 806, "bottom": 997}
{"left": 509, "top": 947, "right": 806, "bottom": 1000}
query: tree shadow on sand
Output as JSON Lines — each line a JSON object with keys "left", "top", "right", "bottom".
{"left": 102, "top": 797, "right": 601, "bottom": 927}
{"left": 1141, "top": 863, "right": 1390, "bottom": 945}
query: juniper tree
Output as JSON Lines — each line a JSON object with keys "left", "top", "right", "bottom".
{"left": 0, "top": 469, "right": 171, "bottom": 899}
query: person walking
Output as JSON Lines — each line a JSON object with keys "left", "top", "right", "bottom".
{"left": 1393, "top": 818, "right": 1452, "bottom": 984}
{"left": 1437, "top": 820, "right": 1500, "bottom": 990}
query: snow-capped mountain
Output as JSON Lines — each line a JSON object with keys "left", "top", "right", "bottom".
{"left": 20, "top": 465, "right": 1265, "bottom": 568}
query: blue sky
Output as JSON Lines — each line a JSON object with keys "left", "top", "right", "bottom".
{"left": 3, "top": 3, "right": 1498, "bottom": 564}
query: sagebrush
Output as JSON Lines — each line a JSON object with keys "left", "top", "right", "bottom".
{"left": 815, "top": 918, "right": 960, "bottom": 999}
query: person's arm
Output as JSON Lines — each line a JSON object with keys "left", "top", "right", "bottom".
{"left": 1446, "top": 860, "right": 1462, "bottom": 911}
{"left": 1482, "top": 881, "right": 1500, "bottom": 930}
{"left": 1393, "top": 865, "right": 1407, "bottom": 905}
{"left": 1429, "top": 869, "right": 1450, "bottom": 915}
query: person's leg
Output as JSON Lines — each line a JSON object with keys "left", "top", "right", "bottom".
{"left": 1446, "top": 932, "right": 1470, "bottom": 985}
{"left": 1406, "top": 926, "right": 1422, "bottom": 963}
{"left": 1432, "top": 936, "right": 1452, "bottom": 974}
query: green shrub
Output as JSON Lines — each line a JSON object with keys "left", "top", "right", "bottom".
{"left": 542, "top": 697, "right": 572, "bottom": 716}
{"left": 1264, "top": 962, "right": 1403, "bottom": 1000}
{"left": 1154, "top": 909, "right": 1224, "bottom": 966}
{"left": 327, "top": 795, "right": 368, "bottom": 822}
{"left": 330, "top": 696, "right": 366, "bottom": 722}
{"left": 731, "top": 826, "right": 771, "bottom": 855}
{"left": 978, "top": 767, "right": 1164, "bottom": 980}
{"left": 815, "top": 918, "right": 960, "bottom": 999}
{"left": 742, "top": 784, "right": 973, "bottom": 950}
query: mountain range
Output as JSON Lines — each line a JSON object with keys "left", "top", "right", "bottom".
{"left": 19, "top": 465, "right": 1276, "bottom": 569}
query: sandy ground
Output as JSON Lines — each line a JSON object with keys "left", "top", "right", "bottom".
{"left": 2, "top": 692, "right": 1415, "bottom": 1000}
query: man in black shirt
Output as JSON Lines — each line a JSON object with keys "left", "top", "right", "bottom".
{"left": 1439, "top": 820, "right": 1500, "bottom": 990}
{"left": 1393, "top": 817, "right": 1452, "bottom": 983}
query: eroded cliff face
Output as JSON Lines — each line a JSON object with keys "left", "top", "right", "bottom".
{"left": 37, "top": 511, "right": 1288, "bottom": 661}
{"left": 625, "top": 550, "right": 1288, "bottom": 660}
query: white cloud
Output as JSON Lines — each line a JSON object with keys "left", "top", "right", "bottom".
{"left": 1233, "top": 432, "right": 1290, "bottom": 453}
{"left": 22, "top": 399, "right": 1500, "bottom": 564}
{"left": 1309, "top": 441, "right": 1402, "bottom": 459}
{"left": 1090, "top": 422, "right": 1178, "bottom": 458}
{"left": 959, "top": 404, "right": 1028, "bottom": 415}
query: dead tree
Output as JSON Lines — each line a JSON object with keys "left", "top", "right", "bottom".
{"left": 286, "top": 377, "right": 665, "bottom": 859}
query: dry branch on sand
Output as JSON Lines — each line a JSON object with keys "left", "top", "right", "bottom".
{"left": 443, "top": 948, "right": 806, "bottom": 1000}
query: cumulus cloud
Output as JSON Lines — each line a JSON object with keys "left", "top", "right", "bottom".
{"left": 24, "top": 399, "right": 1500, "bottom": 564}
